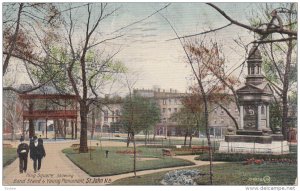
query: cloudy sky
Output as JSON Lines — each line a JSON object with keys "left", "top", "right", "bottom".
{"left": 4, "top": 2, "right": 270, "bottom": 95}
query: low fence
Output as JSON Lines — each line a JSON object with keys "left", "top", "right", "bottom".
{"left": 218, "top": 141, "right": 294, "bottom": 155}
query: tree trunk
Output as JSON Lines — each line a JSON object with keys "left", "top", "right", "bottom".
{"left": 64, "top": 119, "right": 67, "bottom": 138}
{"left": 91, "top": 110, "right": 95, "bottom": 140}
{"left": 281, "top": 37, "right": 293, "bottom": 140}
{"left": 198, "top": 77, "right": 213, "bottom": 184}
{"left": 126, "top": 131, "right": 131, "bottom": 147}
{"left": 184, "top": 132, "right": 188, "bottom": 146}
{"left": 189, "top": 134, "right": 192, "bottom": 148}
{"left": 144, "top": 131, "right": 147, "bottom": 146}
{"left": 79, "top": 102, "right": 88, "bottom": 153}
{"left": 133, "top": 132, "right": 137, "bottom": 177}
{"left": 204, "top": 108, "right": 213, "bottom": 185}
{"left": 153, "top": 128, "right": 156, "bottom": 141}
{"left": 28, "top": 101, "right": 35, "bottom": 138}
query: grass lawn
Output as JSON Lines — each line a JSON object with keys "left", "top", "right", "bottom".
{"left": 111, "top": 162, "right": 297, "bottom": 185}
{"left": 3, "top": 147, "right": 17, "bottom": 167}
{"left": 62, "top": 146, "right": 195, "bottom": 176}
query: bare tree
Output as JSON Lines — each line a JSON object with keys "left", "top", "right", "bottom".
{"left": 169, "top": 2, "right": 297, "bottom": 139}
{"left": 249, "top": 3, "right": 297, "bottom": 139}
{"left": 161, "top": 10, "right": 224, "bottom": 183}
{"left": 3, "top": 3, "right": 61, "bottom": 76}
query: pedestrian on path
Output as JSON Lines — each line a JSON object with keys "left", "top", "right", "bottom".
{"left": 17, "top": 136, "right": 29, "bottom": 173}
{"left": 38, "top": 135, "right": 43, "bottom": 144}
{"left": 30, "top": 136, "right": 46, "bottom": 173}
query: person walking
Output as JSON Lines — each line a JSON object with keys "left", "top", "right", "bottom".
{"left": 38, "top": 135, "right": 43, "bottom": 144}
{"left": 30, "top": 136, "right": 46, "bottom": 173}
{"left": 17, "top": 136, "right": 29, "bottom": 173}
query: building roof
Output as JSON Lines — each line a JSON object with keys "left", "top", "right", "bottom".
{"left": 237, "top": 82, "right": 273, "bottom": 95}
{"left": 248, "top": 44, "right": 262, "bottom": 60}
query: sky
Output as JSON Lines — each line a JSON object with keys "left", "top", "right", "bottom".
{"left": 3, "top": 2, "right": 270, "bottom": 95}
{"left": 108, "top": 2, "right": 259, "bottom": 93}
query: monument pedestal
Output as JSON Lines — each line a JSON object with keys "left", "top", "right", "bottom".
{"left": 219, "top": 133, "right": 289, "bottom": 154}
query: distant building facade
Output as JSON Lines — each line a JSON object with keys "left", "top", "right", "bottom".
{"left": 94, "top": 88, "right": 242, "bottom": 138}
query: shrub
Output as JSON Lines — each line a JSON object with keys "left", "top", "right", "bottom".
{"left": 196, "top": 152, "right": 297, "bottom": 162}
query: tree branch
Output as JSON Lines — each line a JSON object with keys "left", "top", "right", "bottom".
{"left": 167, "top": 23, "right": 233, "bottom": 41}
{"left": 207, "top": 3, "right": 297, "bottom": 37}
{"left": 3, "top": 3, "right": 24, "bottom": 76}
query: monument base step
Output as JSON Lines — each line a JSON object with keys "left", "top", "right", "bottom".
{"left": 236, "top": 130, "right": 264, "bottom": 136}
{"left": 225, "top": 135, "right": 272, "bottom": 143}
{"left": 218, "top": 141, "right": 289, "bottom": 154}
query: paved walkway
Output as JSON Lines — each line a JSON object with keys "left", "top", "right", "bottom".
{"left": 3, "top": 140, "right": 221, "bottom": 186}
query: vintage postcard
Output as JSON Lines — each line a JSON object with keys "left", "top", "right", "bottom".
{"left": 2, "top": 2, "right": 297, "bottom": 190}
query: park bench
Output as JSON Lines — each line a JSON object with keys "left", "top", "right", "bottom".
{"left": 191, "top": 146, "right": 210, "bottom": 154}
{"left": 70, "top": 144, "right": 80, "bottom": 148}
{"left": 162, "top": 148, "right": 173, "bottom": 156}
{"left": 72, "top": 145, "right": 95, "bottom": 152}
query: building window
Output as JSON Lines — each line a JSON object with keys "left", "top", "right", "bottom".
{"left": 112, "top": 111, "right": 115, "bottom": 116}
{"left": 163, "top": 99, "right": 167, "bottom": 105}
{"left": 116, "top": 110, "right": 120, "bottom": 116}
{"left": 168, "top": 108, "right": 171, "bottom": 112}
{"left": 251, "top": 67, "right": 255, "bottom": 74}
{"left": 174, "top": 98, "right": 177, "bottom": 104}
{"left": 214, "top": 120, "right": 217, "bottom": 124}
{"left": 169, "top": 99, "right": 172, "bottom": 104}
{"left": 162, "top": 108, "right": 166, "bottom": 113}
{"left": 112, "top": 117, "right": 115, "bottom": 122}
{"left": 261, "top": 105, "right": 265, "bottom": 115}
{"left": 116, "top": 117, "right": 119, "bottom": 122}
{"left": 174, "top": 108, "right": 177, "bottom": 112}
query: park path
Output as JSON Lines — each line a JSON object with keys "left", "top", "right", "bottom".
{"left": 3, "top": 140, "right": 223, "bottom": 186}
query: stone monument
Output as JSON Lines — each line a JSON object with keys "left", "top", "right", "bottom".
{"left": 219, "top": 44, "right": 289, "bottom": 154}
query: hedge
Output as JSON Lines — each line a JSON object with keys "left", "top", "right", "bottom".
{"left": 196, "top": 152, "right": 297, "bottom": 162}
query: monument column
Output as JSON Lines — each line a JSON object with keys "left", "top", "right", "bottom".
{"left": 240, "top": 105, "right": 244, "bottom": 129}
{"left": 257, "top": 105, "right": 262, "bottom": 130}
{"left": 266, "top": 104, "right": 270, "bottom": 129}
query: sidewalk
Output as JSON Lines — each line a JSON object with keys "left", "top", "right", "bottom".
{"left": 3, "top": 140, "right": 220, "bottom": 186}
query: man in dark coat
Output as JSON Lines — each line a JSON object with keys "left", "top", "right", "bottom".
{"left": 30, "top": 136, "right": 46, "bottom": 172}
{"left": 38, "top": 135, "right": 43, "bottom": 144}
{"left": 17, "top": 136, "right": 29, "bottom": 173}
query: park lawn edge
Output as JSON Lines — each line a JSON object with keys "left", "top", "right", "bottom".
{"left": 62, "top": 149, "right": 195, "bottom": 177}
{"left": 3, "top": 156, "right": 18, "bottom": 167}
{"left": 3, "top": 147, "right": 18, "bottom": 167}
